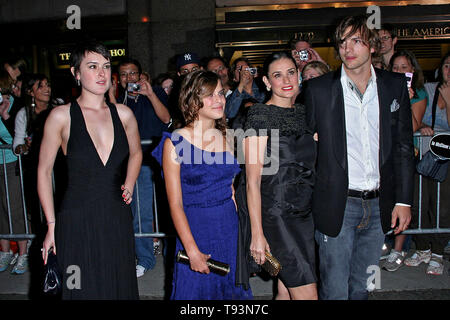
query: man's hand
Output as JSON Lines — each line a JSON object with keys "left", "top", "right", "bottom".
{"left": 307, "top": 48, "right": 326, "bottom": 64}
{"left": 391, "top": 205, "right": 411, "bottom": 235}
{"left": 137, "top": 79, "right": 154, "bottom": 98}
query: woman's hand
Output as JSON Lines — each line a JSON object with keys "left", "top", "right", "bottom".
{"left": 439, "top": 82, "right": 450, "bottom": 106}
{"left": 0, "top": 97, "right": 10, "bottom": 120}
{"left": 250, "top": 233, "right": 270, "bottom": 265}
{"left": 42, "top": 229, "right": 56, "bottom": 265}
{"left": 121, "top": 185, "right": 133, "bottom": 205}
{"left": 14, "top": 144, "right": 29, "bottom": 155}
{"left": 408, "top": 87, "right": 415, "bottom": 100}
{"left": 420, "top": 126, "right": 434, "bottom": 136}
{"left": 187, "top": 250, "right": 211, "bottom": 274}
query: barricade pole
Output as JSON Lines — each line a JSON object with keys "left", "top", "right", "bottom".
{"left": 2, "top": 149, "right": 13, "bottom": 235}
{"left": 418, "top": 134, "right": 423, "bottom": 230}
{"left": 17, "top": 154, "right": 29, "bottom": 234}
{"left": 132, "top": 139, "right": 166, "bottom": 238}
{"left": 136, "top": 177, "right": 142, "bottom": 234}
{"left": 152, "top": 179, "right": 161, "bottom": 235}
{"left": 436, "top": 182, "right": 440, "bottom": 229}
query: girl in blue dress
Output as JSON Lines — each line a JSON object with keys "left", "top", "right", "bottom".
{"left": 152, "top": 70, "right": 252, "bottom": 300}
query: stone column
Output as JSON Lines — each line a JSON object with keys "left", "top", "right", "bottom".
{"left": 126, "top": 0, "right": 153, "bottom": 74}
{"left": 148, "top": 0, "right": 216, "bottom": 77}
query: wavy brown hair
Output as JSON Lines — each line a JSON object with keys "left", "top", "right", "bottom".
{"left": 178, "top": 70, "right": 228, "bottom": 135}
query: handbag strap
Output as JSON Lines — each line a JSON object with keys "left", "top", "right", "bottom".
{"left": 431, "top": 84, "right": 440, "bottom": 130}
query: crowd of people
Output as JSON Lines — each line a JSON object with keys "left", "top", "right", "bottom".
{"left": 0, "top": 13, "right": 449, "bottom": 300}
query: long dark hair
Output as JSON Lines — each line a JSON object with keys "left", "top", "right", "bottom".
{"left": 437, "top": 51, "right": 450, "bottom": 86}
{"left": 22, "top": 73, "right": 52, "bottom": 135}
{"left": 389, "top": 50, "right": 425, "bottom": 98}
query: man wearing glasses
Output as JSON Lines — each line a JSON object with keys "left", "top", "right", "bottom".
{"left": 378, "top": 24, "right": 398, "bottom": 69}
{"left": 176, "top": 52, "right": 201, "bottom": 77}
{"left": 112, "top": 58, "right": 170, "bottom": 278}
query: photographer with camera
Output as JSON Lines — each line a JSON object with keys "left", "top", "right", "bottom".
{"left": 290, "top": 38, "right": 327, "bottom": 74}
{"left": 225, "top": 58, "right": 265, "bottom": 121}
{"left": 110, "top": 58, "right": 170, "bottom": 278}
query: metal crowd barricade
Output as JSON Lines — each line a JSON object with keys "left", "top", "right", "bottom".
{"left": 0, "top": 144, "right": 34, "bottom": 240}
{"left": 391, "top": 131, "right": 450, "bottom": 235}
{"left": 133, "top": 139, "right": 166, "bottom": 239}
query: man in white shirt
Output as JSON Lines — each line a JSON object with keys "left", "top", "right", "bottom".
{"left": 303, "top": 15, "right": 414, "bottom": 300}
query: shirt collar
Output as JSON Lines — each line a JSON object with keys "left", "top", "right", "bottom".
{"left": 341, "top": 64, "right": 377, "bottom": 101}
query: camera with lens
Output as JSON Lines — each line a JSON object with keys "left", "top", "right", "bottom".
{"left": 298, "top": 50, "right": 309, "bottom": 61}
{"left": 246, "top": 67, "right": 257, "bottom": 76}
{"left": 127, "top": 82, "right": 141, "bottom": 92}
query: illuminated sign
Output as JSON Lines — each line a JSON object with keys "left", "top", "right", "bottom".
{"left": 57, "top": 48, "right": 127, "bottom": 64}
{"left": 397, "top": 26, "right": 450, "bottom": 39}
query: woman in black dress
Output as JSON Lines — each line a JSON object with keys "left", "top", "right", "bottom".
{"left": 38, "top": 42, "right": 142, "bottom": 299}
{"left": 242, "top": 52, "right": 317, "bottom": 300}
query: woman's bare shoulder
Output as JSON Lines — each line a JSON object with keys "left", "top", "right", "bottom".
{"left": 48, "top": 103, "right": 70, "bottom": 122}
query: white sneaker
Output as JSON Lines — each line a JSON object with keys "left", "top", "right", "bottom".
{"left": 426, "top": 255, "right": 444, "bottom": 275}
{"left": 405, "top": 249, "right": 432, "bottom": 267}
{"left": 11, "top": 254, "right": 28, "bottom": 275}
{"left": 10, "top": 252, "right": 18, "bottom": 266}
{"left": 136, "top": 265, "right": 147, "bottom": 278}
{"left": 0, "top": 251, "right": 14, "bottom": 272}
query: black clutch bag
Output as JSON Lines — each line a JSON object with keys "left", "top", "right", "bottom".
{"left": 43, "top": 251, "right": 62, "bottom": 295}
{"left": 176, "top": 250, "right": 230, "bottom": 276}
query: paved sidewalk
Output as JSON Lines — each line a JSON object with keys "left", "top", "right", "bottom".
{"left": 0, "top": 249, "right": 449, "bottom": 300}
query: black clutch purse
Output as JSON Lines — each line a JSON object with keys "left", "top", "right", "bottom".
{"left": 43, "top": 251, "right": 62, "bottom": 295}
{"left": 176, "top": 250, "right": 230, "bottom": 276}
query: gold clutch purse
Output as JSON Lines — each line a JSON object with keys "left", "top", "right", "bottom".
{"left": 261, "top": 251, "right": 282, "bottom": 277}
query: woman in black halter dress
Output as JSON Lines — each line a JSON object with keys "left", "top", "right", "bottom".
{"left": 38, "top": 42, "right": 142, "bottom": 299}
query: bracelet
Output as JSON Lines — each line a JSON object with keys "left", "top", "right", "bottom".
{"left": 47, "top": 221, "right": 55, "bottom": 225}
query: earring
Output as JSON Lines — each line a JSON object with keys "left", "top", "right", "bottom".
{"left": 77, "top": 79, "right": 80, "bottom": 86}
{"left": 266, "top": 86, "right": 271, "bottom": 92}
{"left": 31, "top": 96, "right": 36, "bottom": 108}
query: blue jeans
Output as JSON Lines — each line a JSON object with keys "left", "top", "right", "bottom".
{"left": 315, "top": 197, "right": 385, "bottom": 300}
{"left": 131, "top": 165, "right": 156, "bottom": 270}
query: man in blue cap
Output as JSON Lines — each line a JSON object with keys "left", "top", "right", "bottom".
{"left": 176, "top": 52, "right": 202, "bottom": 76}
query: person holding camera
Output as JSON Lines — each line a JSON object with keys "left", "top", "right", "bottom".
{"left": 225, "top": 58, "right": 265, "bottom": 121}
{"left": 111, "top": 58, "right": 171, "bottom": 278}
{"left": 289, "top": 38, "right": 327, "bottom": 74}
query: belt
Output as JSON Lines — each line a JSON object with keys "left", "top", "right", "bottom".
{"left": 348, "top": 189, "right": 380, "bottom": 200}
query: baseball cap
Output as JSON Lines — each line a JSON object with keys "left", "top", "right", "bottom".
{"left": 176, "top": 52, "right": 200, "bottom": 70}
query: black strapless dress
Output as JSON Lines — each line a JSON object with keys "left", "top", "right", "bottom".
{"left": 236, "top": 103, "right": 317, "bottom": 288}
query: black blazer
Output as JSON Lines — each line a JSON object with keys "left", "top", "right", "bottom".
{"left": 303, "top": 67, "right": 415, "bottom": 237}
